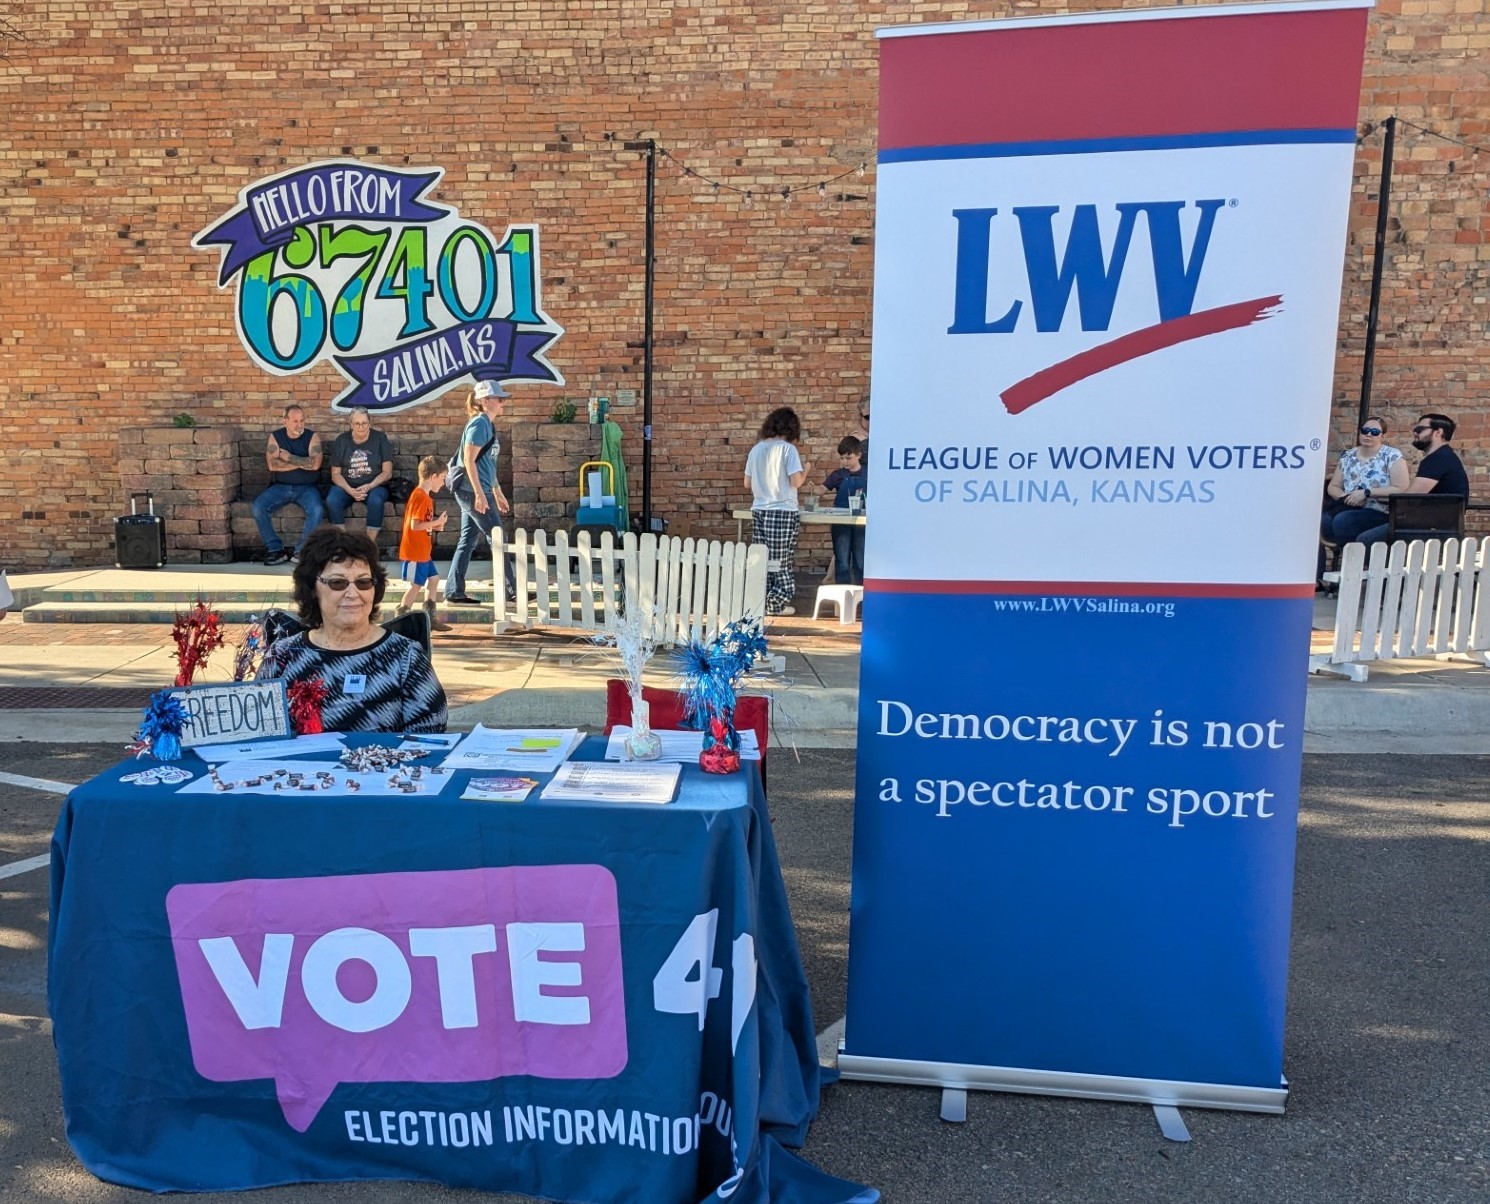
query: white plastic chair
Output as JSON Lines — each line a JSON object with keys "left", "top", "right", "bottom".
{"left": 813, "top": 583, "right": 863, "bottom": 623}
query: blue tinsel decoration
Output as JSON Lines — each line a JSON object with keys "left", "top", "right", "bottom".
{"left": 676, "top": 617, "right": 768, "bottom": 728}
{"left": 136, "top": 689, "right": 189, "bottom": 762}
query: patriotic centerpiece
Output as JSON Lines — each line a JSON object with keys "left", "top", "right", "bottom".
{"left": 677, "top": 618, "right": 768, "bottom": 774}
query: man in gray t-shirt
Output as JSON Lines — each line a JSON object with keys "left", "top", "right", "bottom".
{"left": 325, "top": 410, "right": 395, "bottom": 543}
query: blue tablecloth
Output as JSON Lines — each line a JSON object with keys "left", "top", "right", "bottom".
{"left": 48, "top": 736, "right": 873, "bottom": 1202}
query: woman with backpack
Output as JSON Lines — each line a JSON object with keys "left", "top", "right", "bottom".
{"left": 444, "top": 380, "right": 518, "bottom": 605}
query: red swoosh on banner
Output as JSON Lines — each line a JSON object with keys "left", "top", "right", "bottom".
{"left": 999, "top": 294, "right": 1284, "bottom": 415}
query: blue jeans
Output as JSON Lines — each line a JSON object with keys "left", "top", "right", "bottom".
{"left": 325, "top": 484, "right": 389, "bottom": 531}
{"left": 251, "top": 483, "right": 326, "bottom": 555}
{"left": 832, "top": 524, "right": 865, "bottom": 584}
{"left": 445, "top": 479, "right": 516, "bottom": 598}
{"left": 1325, "top": 506, "right": 1389, "bottom": 547}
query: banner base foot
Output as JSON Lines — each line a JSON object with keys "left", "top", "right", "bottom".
{"left": 1152, "top": 1104, "right": 1191, "bottom": 1142}
{"left": 939, "top": 1088, "right": 967, "bottom": 1123}
{"left": 837, "top": 1053, "right": 1287, "bottom": 1115}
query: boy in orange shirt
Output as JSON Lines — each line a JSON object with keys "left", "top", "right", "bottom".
{"left": 396, "top": 455, "right": 451, "bottom": 632}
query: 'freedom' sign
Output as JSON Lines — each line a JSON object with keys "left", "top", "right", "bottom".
{"left": 170, "top": 680, "right": 291, "bottom": 746}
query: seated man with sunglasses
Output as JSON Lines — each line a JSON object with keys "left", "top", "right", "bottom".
{"left": 1356, "top": 412, "right": 1469, "bottom": 548}
{"left": 258, "top": 527, "right": 447, "bottom": 733}
{"left": 1322, "top": 416, "right": 1408, "bottom": 550}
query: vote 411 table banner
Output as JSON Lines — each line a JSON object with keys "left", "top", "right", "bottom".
{"left": 842, "top": 1, "right": 1371, "bottom": 1110}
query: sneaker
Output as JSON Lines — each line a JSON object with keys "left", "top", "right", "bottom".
{"left": 776, "top": 606, "right": 796, "bottom": 616}
{"left": 289, "top": 553, "right": 301, "bottom": 565}
{"left": 445, "top": 594, "right": 483, "bottom": 606}
{"left": 262, "top": 550, "right": 291, "bottom": 566}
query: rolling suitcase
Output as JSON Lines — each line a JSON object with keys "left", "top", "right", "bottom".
{"left": 115, "top": 492, "right": 167, "bottom": 569}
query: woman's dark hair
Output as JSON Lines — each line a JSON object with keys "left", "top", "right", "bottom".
{"left": 758, "top": 406, "right": 801, "bottom": 442}
{"left": 289, "top": 527, "right": 388, "bottom": 627}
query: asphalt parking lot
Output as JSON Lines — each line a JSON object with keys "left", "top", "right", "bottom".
{"left": 2, "top": 745, "right": 1487, "bottom": 1202}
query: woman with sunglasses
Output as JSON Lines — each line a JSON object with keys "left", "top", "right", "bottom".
{"left": 259, "top": 527, "right": 448, "bottom": 733}
{"left": 1322, "top": 416, "right": 1409, "bottom": 547}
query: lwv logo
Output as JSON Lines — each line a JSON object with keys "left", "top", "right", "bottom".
{"left": 948, "top": 200, "right": 1280, "bottom": 414}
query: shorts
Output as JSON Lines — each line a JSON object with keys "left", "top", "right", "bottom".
{"left": 401, "top": 560, "right": 438, "bottom": 585}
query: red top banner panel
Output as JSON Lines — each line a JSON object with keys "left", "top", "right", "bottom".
{"left": 880, "top": 6, "right": 1370, "bottom": 151}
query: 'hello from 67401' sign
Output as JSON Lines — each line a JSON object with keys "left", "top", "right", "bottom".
{"left": 193, "top": 160, "right": 565, "bottom": 412}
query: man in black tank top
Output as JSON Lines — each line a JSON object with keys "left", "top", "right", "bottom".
{"left": 251, "top": 404, "right": 326, "bottom": 565}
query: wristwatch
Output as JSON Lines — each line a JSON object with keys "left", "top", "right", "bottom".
{"left": 1364, "top": 488, "right": 1372, "bottom": 499}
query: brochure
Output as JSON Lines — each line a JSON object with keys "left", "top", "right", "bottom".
{"left": 176, "top": 758, "right": 450, "bottom": 798}
{"left": 461, "top": 775, "right": 539, "bottom": 803}
{"left": 440, "top": 725, "right": 584, "bottom": 773}
{"left": 192, "top": 733, "right": 346, "bottom": 763}
{"left": 604, "top": 727, "right": 761, "bottom": 763}
{"left": 539, "top": 760, "right": 681, "bottom": 805}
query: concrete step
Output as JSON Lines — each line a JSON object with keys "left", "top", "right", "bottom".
{"left": 35, "top": 584, "right": 297, "bottom": 605}
{"left": 21, "top": 600, "right": 502, "bottom": 625}
{"left": 20, "top": 574, "right": 621, "bottom": 625}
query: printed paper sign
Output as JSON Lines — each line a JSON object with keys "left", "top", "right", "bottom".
{"left": 166, "top": 865, "right": 626, "bottom": 1131}
{"left": 193, "top": 159, "right": 565, "bottom": 412}
{"left": 170, "top": 680, "right": 291, "bottom": 747}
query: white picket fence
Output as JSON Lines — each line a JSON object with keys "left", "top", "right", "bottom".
{"left": 486, "top": 528, "right": 769, "bottom": 645}
{"left": 1311, "top": 537, "right": 1490, "bottom": 680}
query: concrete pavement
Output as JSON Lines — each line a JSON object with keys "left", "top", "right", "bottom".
{"left": 3, "top": 569, "right": 1488, "bottom": 1202}
{"left": 5, "top": 564, "right": 1490, "bottom": 750}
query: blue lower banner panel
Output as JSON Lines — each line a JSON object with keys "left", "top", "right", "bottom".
{"left": 842, "top": 588, "right": 1313, "bottom": 1096}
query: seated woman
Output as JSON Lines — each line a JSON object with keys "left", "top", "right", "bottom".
{"left": 1322, "top": 415, "right": 1409, "bottom": 547}
{"left": 258, "top": 527, "right": 448, "bottom": 733}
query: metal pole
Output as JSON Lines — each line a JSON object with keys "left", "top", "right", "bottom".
{"left": 624, "top": 139, "right": 657, "bottom": 531}
{"left": 643, "top": 140, "right": 655, "bottom": 532}
{"left": 1359, "top": 115, "right": 1395, "bottom": 428}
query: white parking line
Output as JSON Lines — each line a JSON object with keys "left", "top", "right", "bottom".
{"left": 0, "top": 771, "right": 71, "bottom": 879}
{"left": 0, "top": 853, "right": 50, "bottom": 881}
{"left": 817, "top": 1016, "right": 844, "bottom": 1068}
{"left": 0, "top": 771, "right": 74, "bottom": 794}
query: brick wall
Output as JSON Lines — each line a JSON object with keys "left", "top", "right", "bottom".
{"left": 3, "top": 1, "right": 1486, "bottom": 567}
{"left": 117, "top": 425, "right": 240, "bottom": 563}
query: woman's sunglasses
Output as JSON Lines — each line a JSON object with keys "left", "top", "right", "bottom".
{"left": 318, "top": 576, "right": 376, "bottom": 592}
{"left": 1359, "top": 426, "right": 1382, "bottom": 436}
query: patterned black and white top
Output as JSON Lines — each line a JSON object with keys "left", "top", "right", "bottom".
{"left": 257, "top": 630, "right": 448, "bottom": 734}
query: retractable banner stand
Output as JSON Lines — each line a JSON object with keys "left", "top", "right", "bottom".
{"left": 843, "top": 2, "right": 1371, "bottom": 1111}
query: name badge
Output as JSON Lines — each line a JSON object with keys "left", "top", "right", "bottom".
{"left": 343, "top": 674, "right": 367, "bottom": 695}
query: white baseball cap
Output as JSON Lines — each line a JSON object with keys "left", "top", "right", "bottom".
{"left": 473, "top": 380, "right": 511, "bottom": 400}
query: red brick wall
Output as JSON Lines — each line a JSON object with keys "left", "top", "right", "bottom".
{"left": 2, "top": 1, "right": 1485, "bottom": 567}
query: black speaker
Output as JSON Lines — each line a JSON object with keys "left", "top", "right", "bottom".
{"left": 115, "top": 516, "right": 166, "bottom": 568}
{"left": 115, "top": 493, "right": 166, "bottom": 570}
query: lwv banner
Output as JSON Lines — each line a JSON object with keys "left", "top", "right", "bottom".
{"left": 842, "top": 1, "right": 1371, "bottom": 1111}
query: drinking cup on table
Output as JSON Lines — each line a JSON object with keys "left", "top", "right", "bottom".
{"left": 803, "top": 494, "right": 819, "bottom": 512}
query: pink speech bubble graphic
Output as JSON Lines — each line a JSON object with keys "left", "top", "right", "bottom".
{"left": 166, "top": 865, "right": 626, "bottom": 1131}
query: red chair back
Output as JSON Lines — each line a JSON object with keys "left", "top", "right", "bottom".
{"left": 603, "top": 679, "right": 769, "bottom": 790}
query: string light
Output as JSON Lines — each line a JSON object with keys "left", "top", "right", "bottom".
{"left": 654, "top": 144, "right": 873, "bottom": 205}
{"left": 1394, "top": 116, "right": 1490, "bottom": 159}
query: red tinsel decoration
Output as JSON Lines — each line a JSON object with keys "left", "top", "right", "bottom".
{"left": 287, "top": 678, "right": 330, "bottom": 735}
{"left": 172, "top": 599, "right": 226, "bottom": 687}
